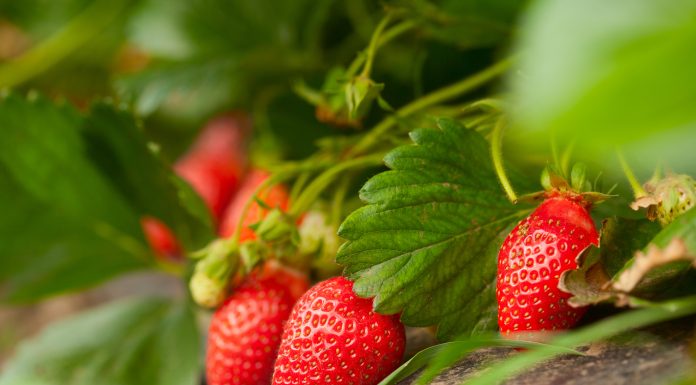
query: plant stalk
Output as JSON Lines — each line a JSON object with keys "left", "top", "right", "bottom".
{"left": 348, "top": 56, "right": 515, "bottom": 158}
{"left": 491, "top": 116, "right": 518, "bottom": 203}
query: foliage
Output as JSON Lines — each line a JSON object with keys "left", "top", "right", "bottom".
{"left": 0, "top": 297, "right": 199, "bottom": 385}
{"left": 338, "top": 119, "right": 529, "bottom": 339}
{"left": 1, "top": 0, "right": 695, "bottom": 383}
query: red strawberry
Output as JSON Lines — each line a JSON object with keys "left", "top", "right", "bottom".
{"left": 219, "top": 169, "right": 290, "bottom": 240}
{"left": 206, "top": 262, "right": 309, "bottom": 385}
{"left": 272, "top": 276, "right": 405, "bottom": 385}
{"left": 496, "top": 193, "right": 599, "bottom": 336}
{"left": 142, "top": 113, "right": 249, "bottom": 258}
{"left": 175, "top": 113, "right": 250, "bottom": 223}
{"left": 140, "top": 216, "right": 181, "bottom": 259}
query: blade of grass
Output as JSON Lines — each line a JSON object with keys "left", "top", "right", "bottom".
{"left": 463, "top": 295, "right": 696, "bottom": 385}
{"left": 379, "top": 336, "right": 580, "bottom": 385}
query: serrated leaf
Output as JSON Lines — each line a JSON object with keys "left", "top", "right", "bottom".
{"left": 82, "top": 103, "right": 213, "bottom": 250}
{"left": 0, "top": 94, "right": 212, "bottom": 303}
{"left": 0, "top": 297, "right": 200, "bottom": 385}
{"left": 337, "top": 118, "right": 529, "bottom": 340}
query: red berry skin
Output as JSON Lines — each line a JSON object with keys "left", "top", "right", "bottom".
{"left": 140, "top": 216, "right": 181, "bottom": 259}
{"left": 206, "top": 263, "right": 309, "bottom": 385}
{"left": 496, "top": 195, "right": 599, "bottom": 336}
{"left": 175, "top": 113, "right": 250, "bottom": 224}
{"left": 272, "top": 277, "right": 405, "bottom": 385}
{"left": 219, "top": 169, "right": 290, "bottom": 240}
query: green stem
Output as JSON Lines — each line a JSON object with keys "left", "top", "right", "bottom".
{"left": 617, "top": 150, "right": 647, "bottom": 198}
{"left": 229, "top": 160, "right": 332, "bottom": 245}
{"left": 290, "top": 154, "right": 385, "bottom": 217}
{"left": 550, "top": 131, "right": 561, "bottom": 175}
{"left": 346, "top": 19, "right": 418, "bottom": 77}
{"left": 331, "top": 175, "right": 352, "bottom": 227}
{"left": 154, "top": 258, "right": 185, "bottom": 277}
{"left": 360, "top": 14, "right": 393, "bottom": 78}
{"left": 560, "top": 140, "right": 576, "bottom": 177}
{"left": 348, "top": 56, "right": 515, "bottom": 158}
{"left": 491, "top": 116, "right": 518, "bottom": 203}
{"left": 0, "top": 0, "right": 129, "bottom": 87}
{"left": 230, "top": 173, "right": 287, "bottom": 246}
{"left": 290, "top": 171, "right": 312, "bottom": 203}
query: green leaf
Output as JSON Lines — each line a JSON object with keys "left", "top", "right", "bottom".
{"left": 614, "top": 207, "right": 696, "bottom": 294}
{"left": 600, "top": 217, "right": 661, "bottom": 277}
{"left": 337, "top": 118, "right": 529, "bottom": 340}
{"left": 0, "top": 297, "right": 200, "bottom": 385}
{"left": 82, "top": 103, "right": 213, "bottom": 250}
{"left": 510, "top": 0, "right": 696, "bottom": 175}
{"left": 0, "top": 94, "right": 212, "bottom": 303}
{"left": 120, "top": 0, "right": 334, "bottom": 118}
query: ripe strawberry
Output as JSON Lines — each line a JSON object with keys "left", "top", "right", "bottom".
{"left": 142, "top": 113, "right": 249, "bottom": 258}
{"left": 175, "top": 113, "right": 250, "bottom": 223}
{"left": 206, "top": 262, "right": 309, "bottom": 385}
{"left": 140, "top": 216, "right": 181, "bottom": 259}
{"left": 219, "top": 169, "right": 290, "bottom": 240}
{"left": 496, "top": 193, "right": 599, "bottom": 336}
{"left": 272, "top": 276, "right": 405, "bottom": 385}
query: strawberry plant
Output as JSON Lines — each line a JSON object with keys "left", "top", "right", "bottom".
{"left": 1, "top": 1, "right": 696, "bottom": 385}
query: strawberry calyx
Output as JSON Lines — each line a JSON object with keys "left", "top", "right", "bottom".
{"left": 517, "top": 163, "right": 613, "bottom": 208}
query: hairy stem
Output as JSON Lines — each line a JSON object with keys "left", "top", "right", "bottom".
{"left": 290, "top": 154, "right": 385, "bottom": 217}
{"left": 617, "top": 150, "right": 647, "bottom": 198}
{"left": 491, "top": 116, "right": 518, "bottom": 203}
{"left": 346, "top": 19, "right": 419, "bottom": 77}
{"left": 360, "top": 14, "right": 393, "bottom": 78}
{"left": 348, "top": 56, "right": 515, "bottom": 157}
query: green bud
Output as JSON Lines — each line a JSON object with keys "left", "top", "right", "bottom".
{"left": 189, "top": 239, "right": 238, "bottom": 308}
{"left": 255, "top": 209, "right": 297, "bottom": 243}
{"left": 239, "top": 241, "right": 266, "bottom": 273}
{"left": 344, "top": 76, "right": 384, "bottom": 120}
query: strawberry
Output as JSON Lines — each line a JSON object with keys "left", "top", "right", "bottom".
{"left": 219, "top": 169, "right": 290, "bottom": 241}
{"left": 142, "top": 113, "right": 249, "bottom": 258}
{"left": 140, "top": 216, "right": 181, "bottom": 259}
{"left": 496, "top": 193, "right": 599, "bottom": 336}
{"left": 272, "top": 276, "right": 405, "bottom": 385}
{"left": 175, "top": 113, "right": 250, "bottom": 223}
{"left": 206, "top": 262, "right": 309, "bottom": 385}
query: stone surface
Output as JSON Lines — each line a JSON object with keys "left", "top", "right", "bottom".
{"left": 398, "top": 320, "right": 696, "bottom": 385}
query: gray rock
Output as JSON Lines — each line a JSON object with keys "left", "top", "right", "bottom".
{"left": 398, "top": 321, "right": 695, "bottom": 385}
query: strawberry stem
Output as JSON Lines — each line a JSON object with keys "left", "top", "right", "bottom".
{"left": 153, "top": 257, "right": 185, "bottom": 277}
{"left": 346, "top": 18, "right": 418, "bottom": 77}
{"left": 347, "top": 56, "right": 515, "bottom": 158}
{"left": 359, "top": 13, "right": 393, "bottom": 78}
{"left": 331, "top": 175, "right": 352, "bottom": 227}
{"left": 491, "top": 116, "right": 518, "bottom": 203}
{"left": 617, "top": 150, "right": 647, "bottom": 198}
{"left": 289, "top": 154, "right": 385, "bottom": 217}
